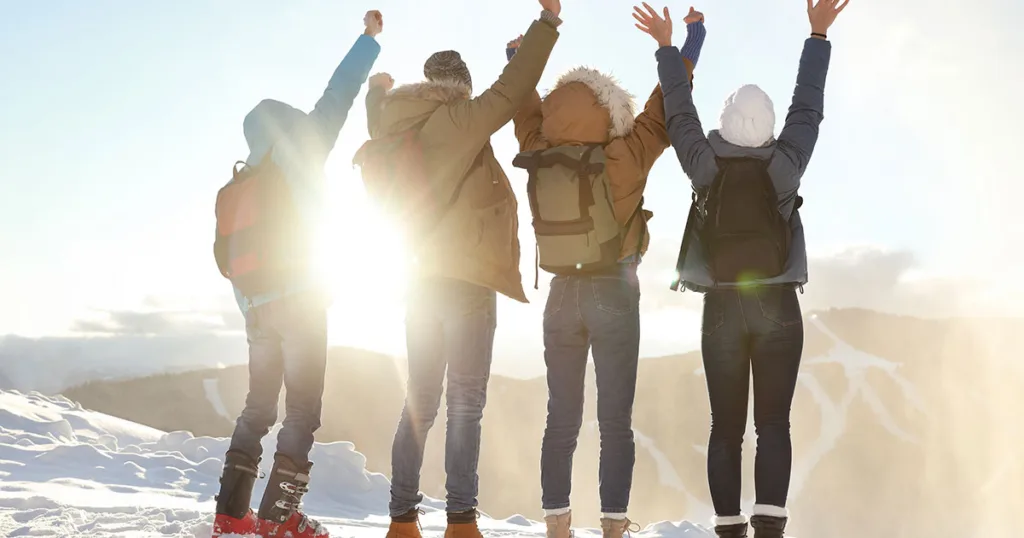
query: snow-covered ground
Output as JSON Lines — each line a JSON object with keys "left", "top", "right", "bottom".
{"left": 0, "top": 390, "right": 714, "bottom": 537}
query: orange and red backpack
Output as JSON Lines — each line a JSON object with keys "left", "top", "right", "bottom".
{"left": 213, "top": 152, "right": 311, "bottom": 298}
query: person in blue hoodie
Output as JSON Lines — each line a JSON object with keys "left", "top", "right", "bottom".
{"left": 651, "top": 1, "right": 848, "bottom": 537}
{"left": 211, "top": 10, "right": 384, "bottom": 538}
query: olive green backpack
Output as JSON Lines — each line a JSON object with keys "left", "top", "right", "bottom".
{"left": 513, "top": 145, "right": 642, "bottom": 287}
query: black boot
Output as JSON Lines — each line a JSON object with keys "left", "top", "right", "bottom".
{"left": 713, "top": 523, "right": 748, "bottom": 538}
{"left": 750, "top": 515, "right": 787, "bottom": 538}
{"left": 258, "top": 452, "right": 314, "bottom": 524}
{"left": 215, "top": 450, "right": 260, "bottom": 519}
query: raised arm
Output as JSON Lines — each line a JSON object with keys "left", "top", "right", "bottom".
{"left": 772, "top": 0, "right": 845, "bottom": 191}
{"left": 637, "top": 4, "right": 717, "bottom": 187}
{"left": 430, "top": 3, "right": 562, "bottom": 148}
{"left": 364, "top": 73, "right": 393, "bottom": 139}
{"left": 506, "top": 35, "right": 549, "bottom": 153}
{"left": 306, "top": 11, "right": 383, "bottom": 153}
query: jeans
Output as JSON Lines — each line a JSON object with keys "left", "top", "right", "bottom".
{"left": 228, "top": 292, "right": 328, "bottom": 465}
{"left": 389, "top": 278, "right": 497, "bottom": 517}
{"left": 540, "top": 265, "right": 641, "bottom": 515}
{"left": 700, "top": 286, "right": 804, "bottom": 517}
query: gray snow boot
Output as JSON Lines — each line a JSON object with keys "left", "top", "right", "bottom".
{"left": 713, "top": 522, "right": 748, "bottom": 538}
{"left": 750, "top": 515, "right": 787, "bottom": 538}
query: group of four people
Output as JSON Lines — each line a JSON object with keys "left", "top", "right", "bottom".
{"left": 209, "top": 1, "right": 848, "bottom": 537}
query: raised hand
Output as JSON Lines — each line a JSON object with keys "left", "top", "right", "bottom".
{"left": 507, "top": 34, "right": 524, "bottom": 50}
{"left": 683, "top": 6, "right": 704, "bottom": 24}
{"left": 369, "top": 72, "right": 394, "bottom": 92}
{"left": 633, "top": 3, "right": 673, "bottom": 48}
{"left": 539, "top": 0, "right": 561, "bottom": 17}
{"left": 364, "top": 10, "right": 383, "bottom": 37}
{"left": 807, "top": 0, "right": 848, "bottom": 35}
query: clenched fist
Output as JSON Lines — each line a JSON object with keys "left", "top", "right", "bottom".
{"left": 364, "top": 10, "right": 383, "bottom": 37}
{"left": 369, "top": 72, "right": 394, "bottom": 92}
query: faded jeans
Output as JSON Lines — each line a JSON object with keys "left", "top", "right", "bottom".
{"left": 389, "top": 278, "right": 497, "bottom": 516}
{"left": 228, "top": 292, "right": 328, "bottom": 465}
{"left": 540, "top": 265, "right": 641, "bottom": 514}
{"left": 701, "top": 286, "right": 804, "bottom": 517}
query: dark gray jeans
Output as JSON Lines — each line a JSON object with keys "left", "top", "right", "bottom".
{"left": 389, "top": 278, "right": 497, "bottom": 517}
{"left": 701, "top": 286, "right": 804, "bottom": 518}
{"left": 228, "top": 292, "right": 328, "bottom": 465}
{"left": 540, "top": 265, "right": 641, "bottom": 514}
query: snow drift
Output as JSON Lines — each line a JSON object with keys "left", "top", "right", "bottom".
{"left": 0, "top": 390, "right": 713, "bottom": 537}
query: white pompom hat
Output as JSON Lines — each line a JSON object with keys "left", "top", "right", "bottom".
{"left": 718, "top": 84, "right": 776, "bottom": 148}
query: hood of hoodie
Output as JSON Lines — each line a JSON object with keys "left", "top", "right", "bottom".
{"left": 243, "top": 99, "right": 308, "bottom": 164}
{"left": 718, "top": 84, "right": 776, "bottom": 148}
{"left": 375, "top": 79, "right": 472, "bottom": 136}
{"left": 540, "top": 68, "right": 636, "bottom": 146}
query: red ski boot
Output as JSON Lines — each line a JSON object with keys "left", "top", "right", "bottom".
{"left": 256, "top": 453, "right": 329, "bottom": 537}
{"left": 211, "top": 450, "right": 261, "bottom": 537}
{"left": 212, "top": 510, "right": 260, "bottom": 537}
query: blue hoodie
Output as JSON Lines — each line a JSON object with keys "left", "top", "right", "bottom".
{"left": 232, "top": 33, "right": 380, "bottom": 314}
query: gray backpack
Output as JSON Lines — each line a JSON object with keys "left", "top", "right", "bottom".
{"left": 513, "top": 145, "right": 641, "bottom": 287}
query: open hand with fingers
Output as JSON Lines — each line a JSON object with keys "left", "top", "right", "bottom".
{"left": 807, "top": 0, "right": 849, "bottom": 36}
{"left": 633, "top": 3, "right": 673, "bottom": 48}
{"left": 364, "top": 10, "right": 383, "bottom": 37}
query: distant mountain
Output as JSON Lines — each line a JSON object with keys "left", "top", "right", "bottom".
{"left": 62, "top": 309, "right": 1024, "bottom": 538}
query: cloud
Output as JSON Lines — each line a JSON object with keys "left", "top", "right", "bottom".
{"left": 71, "top": 307, "right": 243, "bottom": 336}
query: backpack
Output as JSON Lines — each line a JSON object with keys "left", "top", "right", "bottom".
{"left": 213, "top": 153, "right": 310, "bottom": 298}
{"left": 353, "top": 127, "right": 483, "bottom": 240}
{"left": 673, "top": 156, "right": 800, "bottom": 288}
{"left": 513, "top": 145, "right": 641, "bottom": 284}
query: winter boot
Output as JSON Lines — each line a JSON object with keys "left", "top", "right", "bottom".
{"left": 713, "top": 523, "right": 748, "bottom": 538}
{"left": 444, "top": 509, "right": 483, "bottom": 538}
{"left": 600, "top": 517, "right": 639, "bottom": 538}
{"left": 211, "top": 450, "right": 260, "bottom": 537}
{"left": 386, "top": 509, "right": 424, "bottom": 538}
{"left": 257, "top": 453, "right": 328, "bottom": 537}
{"left": 750, "top": 515, "right": 787, "bottom": 538}
{"left": 544, "top": 511, "right": 573, "bottom": 538}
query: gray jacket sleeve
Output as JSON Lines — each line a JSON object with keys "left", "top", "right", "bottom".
{"left": 770, "top": 37, "right": 832, "bottom": 194}
{"left": 656, "top": 46, "right": 718, "bottom": 190}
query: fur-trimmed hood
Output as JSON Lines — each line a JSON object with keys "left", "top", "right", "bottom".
{"left": 541, "top": 67, "right": 636, "bottom": 145}
{"left": 375, "top": 79, "right": 472, "bottom": 137}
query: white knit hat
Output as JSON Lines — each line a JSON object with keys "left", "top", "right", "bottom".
{"left": 718, "top": 84, "right": 776, "bottom": 148}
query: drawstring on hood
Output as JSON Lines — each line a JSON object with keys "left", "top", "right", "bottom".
{"left": 718, "top": 84, "right": 776, "bottom": 148}
{"left": 242, "top": 99, "right": 307, "bottom": 165}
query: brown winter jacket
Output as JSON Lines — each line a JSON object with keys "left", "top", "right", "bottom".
{"left": 512, "top": 58, "right": 695, "bottom": 262}
{"left": 364, "top": 19, "right": 560, "bottom": 303}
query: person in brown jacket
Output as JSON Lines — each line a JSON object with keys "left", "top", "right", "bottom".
{"left": 506, "top": 5, "right": 701, "bottom": 538}
{"left": 360, "top": 2, "right": 563, "bottom": 538}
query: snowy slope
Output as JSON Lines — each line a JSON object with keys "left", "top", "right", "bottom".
{"left": 0, "top": 390, "right": 713, "bottom": 538}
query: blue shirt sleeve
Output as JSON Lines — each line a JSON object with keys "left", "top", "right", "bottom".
{"left": 306, "top": 34, "right": 382, "bottom": 152}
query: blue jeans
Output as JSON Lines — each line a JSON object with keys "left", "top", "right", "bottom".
{"left": 228, "top": 292, "right": 328, "bottom": 465}
{"left": 389, "top": 278, "right": 497, "bottom": 516}
{"left": 701, "top": 286, "right": 804, "bottom": 517}
{"left": 540, "top": 265, "right": 641, "bottom": 514}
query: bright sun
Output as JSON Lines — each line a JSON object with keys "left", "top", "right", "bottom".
{"left": 313, "top": 173, "right": 409, "bottom": 353}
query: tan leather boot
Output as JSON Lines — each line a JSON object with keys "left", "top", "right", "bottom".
{"left": 386, "top": 510, "right": 423, "bottom": 538}
{"left": 444, "top": 520, "right": 483, "bottom": 538}
{"left": 600, "top": 517, "right": 639, "bottom": 538}
{"left": 544, "top": 511, "right": 573, "bottom": 538}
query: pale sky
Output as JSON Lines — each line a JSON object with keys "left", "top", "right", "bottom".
{"left": 1, "top": 0, "right": 1022, "bottom": 379}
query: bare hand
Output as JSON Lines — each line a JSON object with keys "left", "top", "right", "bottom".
{"left": 683, "top": 6, "right": 704, "bottom": 24}
{"left": 364, "top": 10, "right": 383, "bottom": 37}
{"left": 369, "top": 72, "right": 394, "bottom": 92}
{"left": 807, "top": 0, "right": 848, "bottom": 35}
{"left": 539, "top": 0, "right": 561, "bottom": 17}
{"left": 633, "top": 3, "right": 673, "bottom": 48}
{"left": 507, "top": 34, "right": 524, "bottom": 50}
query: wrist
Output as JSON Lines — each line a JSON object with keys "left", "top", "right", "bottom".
{"left": 810, "top": 28, "right": 828, "bottom": 38}
{"left": 540, "top": 9, "right": 562, "bottom": 27}
{"left": 658, "top": 39, "right": 672, "bottom": 48}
